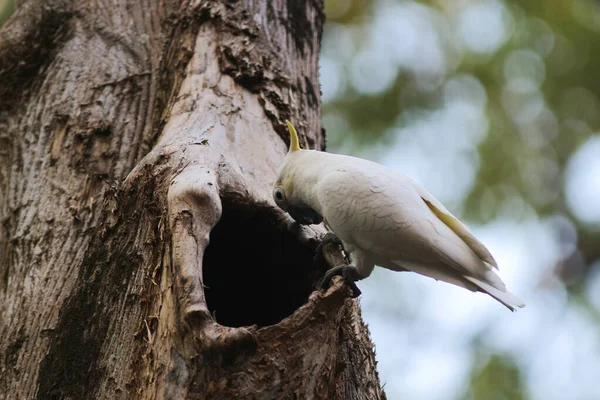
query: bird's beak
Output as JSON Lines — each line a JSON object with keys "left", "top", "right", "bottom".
{"left": 287, "top": 204, "right": 323, "bottom": 225}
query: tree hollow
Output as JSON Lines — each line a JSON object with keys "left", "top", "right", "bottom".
{"left": 204, "top": 201, "right": 320, "bottom": 328}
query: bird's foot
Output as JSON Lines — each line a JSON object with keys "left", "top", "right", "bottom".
{"left": 321, "top": 265, "right": 362, "bottom": 298}
{"left": 313, "top": 232, "right": 344, "bottom": 264}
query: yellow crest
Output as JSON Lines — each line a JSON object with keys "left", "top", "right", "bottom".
{"left": 285, "top": 120, "right": 300, "bottom": 152}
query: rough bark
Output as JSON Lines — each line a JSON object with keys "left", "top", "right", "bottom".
{"left": 0, "top": 1, "right": 385, "bottom": 399}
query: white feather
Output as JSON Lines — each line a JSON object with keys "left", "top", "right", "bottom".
{"left": 280, "top": 149, "right": 525, "bottom": 311}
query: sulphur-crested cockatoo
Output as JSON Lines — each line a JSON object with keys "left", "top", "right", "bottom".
{"left": 273, "top": 121, "right": 524, "bottom": 311}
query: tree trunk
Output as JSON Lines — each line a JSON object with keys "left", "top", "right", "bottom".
{"left": 0, "top": 1, "right": 385, "bottom": 399}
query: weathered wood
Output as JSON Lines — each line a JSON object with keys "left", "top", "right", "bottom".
{"left": 0, "top": 1, "right": 385, "bottom": 399}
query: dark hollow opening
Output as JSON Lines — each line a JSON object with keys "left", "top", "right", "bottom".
{"left": 203, "top": 200, "right": 323, "bottom": 328}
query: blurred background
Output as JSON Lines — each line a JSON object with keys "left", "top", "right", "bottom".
{"left": 321, "top": 0, "right": 600, "bottom": 399}
{"left": 0, "top": 0, "right": 12, "bottom": 26}
{"left": 2, "top": 0, "right": 600, "bottom": 398}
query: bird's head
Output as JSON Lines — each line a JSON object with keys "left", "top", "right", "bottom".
{"left": 272, "top": 120, "right": 323, "bottom": 225}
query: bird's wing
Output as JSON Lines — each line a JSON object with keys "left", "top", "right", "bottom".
{"left": 317, "top": 166, "right": 524, "bottom": 310}
{"left": 317, "top": 167, "right": 489, "bottom": 275}
{"left": 412, "top": 182, "right": 498, "bottom": 269}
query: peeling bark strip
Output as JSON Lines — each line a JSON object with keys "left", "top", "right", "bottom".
{"left": 0, "top": 0, "right": 384, "bottom": 399}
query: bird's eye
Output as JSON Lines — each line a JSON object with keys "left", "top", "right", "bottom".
{"left": 274, "top": 188, "right": 285, "bottom": 202}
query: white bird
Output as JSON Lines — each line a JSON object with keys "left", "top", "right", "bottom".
{"left": 273, "top": 121, "right": 525, "bottom": 311}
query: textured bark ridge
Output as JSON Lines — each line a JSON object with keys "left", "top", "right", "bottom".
{"left": 0, "top": 1, "right": 384, "bottom": 399}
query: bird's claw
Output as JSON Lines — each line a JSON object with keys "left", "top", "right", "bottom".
{"left": 320, "top": 232, "right": 343, "bottom": 248}
{"left": 321, "top": 265, "right": 362, "bottom": 298}
{"left": 313, "top": 232, "right": 344, "bottom": 264}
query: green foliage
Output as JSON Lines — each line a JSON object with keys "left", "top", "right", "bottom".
{"left": 0, "top": 0, "right": 15, "bottom": 27}
{"left": 322, "top": 0, "right": 600, "bottom": 282}
{"left": 322, "top": 0, "right": 600, "bottom": 399}
{"left": 460, "top": 354, "right": 530, "bottom": 400}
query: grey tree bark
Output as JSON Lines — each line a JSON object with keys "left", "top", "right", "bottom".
{"left": 0, "top": 0, "right": 385, "bottom": 399}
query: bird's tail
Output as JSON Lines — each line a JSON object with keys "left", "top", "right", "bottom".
{"left": 390, "top": 259, "right": 526, "bottom": 311}
{"left": 465, "top": 276, "right": 526, "bottom": 312}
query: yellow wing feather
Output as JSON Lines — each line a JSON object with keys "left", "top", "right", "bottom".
{"left": 423, "top": 198, "right": 498, "bottom": 269}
